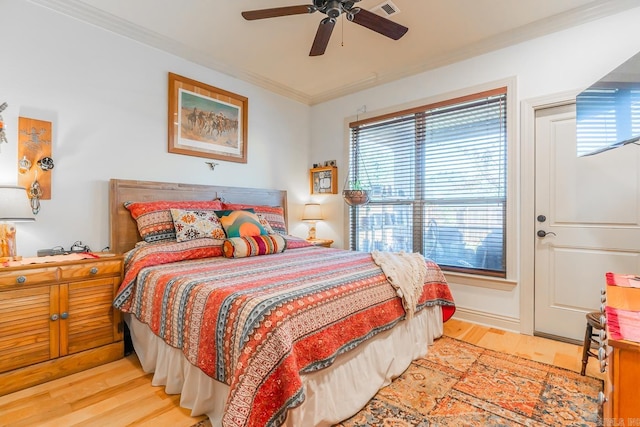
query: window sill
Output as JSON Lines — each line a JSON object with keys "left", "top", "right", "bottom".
{"left": 442, "top": 271, "right": 517, "bottom": 291}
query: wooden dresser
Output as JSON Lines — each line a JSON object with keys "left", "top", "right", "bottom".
{"left": 0, "top": 254, "right": 124, "bottom": 396}
{"left": 602, "top": 337, "right": 640, "bottom": 422}
{"left": 601, "top": 281, "right": 640, "bottom": 423}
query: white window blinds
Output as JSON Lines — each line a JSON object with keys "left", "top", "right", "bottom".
{"left": 348, "top": 87, "right": 507, "bottom": 276}
{"left": 576, "top": 85, "right": 640, "bottom": 156}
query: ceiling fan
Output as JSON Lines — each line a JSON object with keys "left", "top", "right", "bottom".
{"left": 241, "top": 0, "right": 408, "bottom": 56}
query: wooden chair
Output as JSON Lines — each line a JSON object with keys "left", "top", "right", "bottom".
{"left": 580, "top": 311, "right": 605, "bottom": 376}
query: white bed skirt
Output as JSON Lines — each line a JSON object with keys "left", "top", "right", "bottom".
{"left": 125, "top": 306, "right": 443, "bottom": 426}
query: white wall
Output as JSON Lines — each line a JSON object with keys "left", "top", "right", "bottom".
{"left": 5, "top": 0, "right": 640, "bottom": 332}
{"left": 0, "top": 0, "right": 311, "bottom": 257}
{"left": 310, "top": 6, "right": 640, "bottom": 330}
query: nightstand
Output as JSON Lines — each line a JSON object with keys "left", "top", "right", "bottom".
{"left": 0, "top": 253, "right": 124, "bottom": 396}
{"left": 306, "top": 238, "right": 333, "bottom": 248}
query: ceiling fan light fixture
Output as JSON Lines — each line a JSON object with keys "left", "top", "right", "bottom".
{"left": 241, "top": 0, "right": 408, "bottom": 56}
{"left": 346, "top": 7, "right": 360, "bottom": 21}
{"left": 325, "top": 0, "right": 342, "bottom": 18}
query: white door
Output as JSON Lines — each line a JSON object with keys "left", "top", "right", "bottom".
{"left": 534, "top": 103, "right": 640, "bottom": 342}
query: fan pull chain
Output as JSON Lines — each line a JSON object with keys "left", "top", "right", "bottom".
{"left": 341, "top": 15, "right": 344, "bottom": 47}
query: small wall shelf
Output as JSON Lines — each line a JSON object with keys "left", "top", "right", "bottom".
{"left": 310, "top": 166, "right": 337, "bottom": 194}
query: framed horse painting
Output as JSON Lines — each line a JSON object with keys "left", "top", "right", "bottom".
{"left": 168, "top": 73, "right": 248, "bottom": 163}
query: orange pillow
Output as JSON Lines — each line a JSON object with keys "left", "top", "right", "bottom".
{"left": 215, "top": 210, "right": 268, "bottom": 238}
{"left": 222, "top": 203, "right": 286, "bottom": 235}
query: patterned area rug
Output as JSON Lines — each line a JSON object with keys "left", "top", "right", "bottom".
{"left": 336, "top": 336, "right": 602, "bottom": 427}
{"left": 192, "top": 336, "right": 603, "bottom": 427}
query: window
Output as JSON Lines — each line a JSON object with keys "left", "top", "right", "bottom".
{"left": 576, "top": 84, "right": 640, "bottom": 156}
{"left": 348, "top": 87, "right": 507, "bottom": 277}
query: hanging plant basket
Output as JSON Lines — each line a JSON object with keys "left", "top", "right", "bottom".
{"left": 342, "top": 189, "right": 370, "bottom": 206}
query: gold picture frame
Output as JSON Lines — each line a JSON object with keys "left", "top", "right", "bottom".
{"left": 168, "top": 72, "right": 248, "bottom": 163}
{"left": 310, "top": 166, "right": 337, "bottom": 194}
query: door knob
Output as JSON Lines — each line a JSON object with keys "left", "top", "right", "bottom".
{"left": 537, "top": 230, "right": 556, "bottom": 237}
{"left": 537, "top": 215, "right": 546, "bottom": 222}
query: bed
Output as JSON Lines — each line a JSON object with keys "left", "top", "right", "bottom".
{"left": 109, "top": 178, "right": 455, "bottom": 427}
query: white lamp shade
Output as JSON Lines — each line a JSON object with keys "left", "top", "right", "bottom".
{"left": 0, "top": 186, "right": 35, "bottom": 221}
{"left": 302, "top": 203, "right": 323, "bottom": 221}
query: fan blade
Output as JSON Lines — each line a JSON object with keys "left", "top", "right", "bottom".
{"left": 349, "top": 8, "right": 408, "bottom": 40}
{"left": 242, "top": 5, "right": 314, "bottom": 20}
{"left": 309, "top": 17, "right": 336, "bottom": 56}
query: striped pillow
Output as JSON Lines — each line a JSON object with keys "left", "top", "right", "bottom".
{"left": 222, "top": 234, "right": 287, "bottom": 258}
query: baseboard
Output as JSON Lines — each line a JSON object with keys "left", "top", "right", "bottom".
{"left": 451, "top": 306, "right": 521, "bottom": 334}
{"left": 0, "top": 341, "right": 124, "bottom": 397}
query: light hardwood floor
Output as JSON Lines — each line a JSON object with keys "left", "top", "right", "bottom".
{"left": 0, "top": 318, "right": 604, "bottom": 427}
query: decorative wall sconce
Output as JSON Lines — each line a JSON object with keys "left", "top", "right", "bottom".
{"left": 302, "top": 203, "right": 324, "bottom": 240}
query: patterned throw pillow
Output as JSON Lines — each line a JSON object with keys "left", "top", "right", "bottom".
{"left": 256, "top": 213, "right": 275, "bottom": 234}
{"left": 170, "top": 208, "right": 226, "bottom": 242}
{"left": 215, "top": 210, "right": 268, "bottom": 238}
{"left": 222, "top": 203, "right": 287, "bottom": 235}
{"left": 222, "top": 234, "right": 287, "bottom": 258}
{"left": 124, "top": 200, "right": 223, "bottom": 243}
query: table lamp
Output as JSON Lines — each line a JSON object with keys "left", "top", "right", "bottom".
{"left": 0, "top": 185, "right": 35, "bottom": 261}
{"left": 302, "top": 203, "right": 323, "bottom": 240}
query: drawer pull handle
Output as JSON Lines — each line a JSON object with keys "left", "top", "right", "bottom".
{"left": 89, "top": 267, "right": 99, "bottom": 275}
{"left": 597, "top": 391, "right": 607, "bottom": 405}
{"left": 600, "top": 359, "right": 608, "bottom": 373}
{"left": 60, "top": 312, "right": 68, "bottom": 320}
{"left": 16, "top": 275, "right": 27, "bottom": 284}
{"left": 598, "top": 347, "right": 607, "bottom": 361}
{"left": 50, "top": 313, "right": 59, "bottom": 321}
{"left": 598, "top": 329, "right": 607, "bottom": 341}
{"left": 599, "top": 314, "right": 607, "bottom": 327}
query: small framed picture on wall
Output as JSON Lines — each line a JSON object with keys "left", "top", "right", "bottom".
{"left": 310, "top": 166, "right": 337, "bottom": 194}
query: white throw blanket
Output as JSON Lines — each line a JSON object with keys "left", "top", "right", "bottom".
{"left": 371, "top": 250, "right": 428, "bottom": 320}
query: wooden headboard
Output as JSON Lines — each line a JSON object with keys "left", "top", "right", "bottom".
{"left": 109, "top": 179, "right": 288, "bottom": 254}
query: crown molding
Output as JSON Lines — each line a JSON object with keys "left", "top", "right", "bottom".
{"left": 308, "top": 0, "right": 640, "bottom": 104}
{"left": 28, "top": 0, "right": 313, "bottom": 104}
{"left": 28, "top": 0, "right": 640, "bottom": 106}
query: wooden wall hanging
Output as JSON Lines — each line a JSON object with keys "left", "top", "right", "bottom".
{"left": 17, "top": 117, "right": 53, "bottom": 213}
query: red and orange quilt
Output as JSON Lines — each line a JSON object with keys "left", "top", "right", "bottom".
{"left": 114, "top": 243, "right": 455, "bottom": 427}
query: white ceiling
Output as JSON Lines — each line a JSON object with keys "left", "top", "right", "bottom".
{"left": 31, "top": 0, "right": 639, "bottom": 105}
